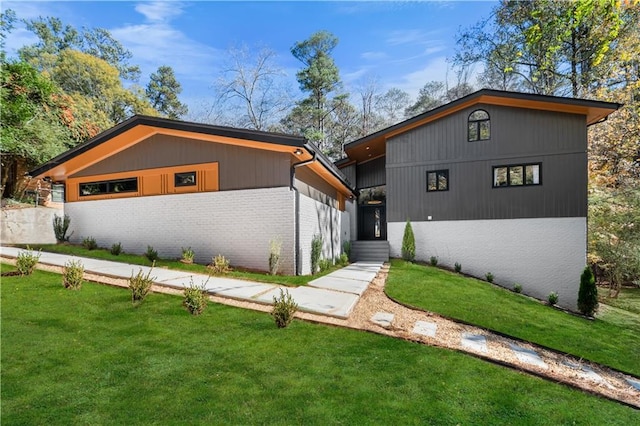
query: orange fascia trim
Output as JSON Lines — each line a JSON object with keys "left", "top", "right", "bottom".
{"left": 66, "top": 162, "right": 219, "bottom": 202}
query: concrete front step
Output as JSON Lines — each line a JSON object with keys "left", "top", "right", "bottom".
{"left": 350, "top": 240, "right": 389, "bottom": 262}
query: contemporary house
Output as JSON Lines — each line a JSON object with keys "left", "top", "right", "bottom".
{"left": 336, "top": 89, "right": 620, "bottom": 309}
{"left": 28, "top": 116, "right": 356, "bottom": 275}
{"left": 29, "top": 89, "right": 619, "bottom": 309}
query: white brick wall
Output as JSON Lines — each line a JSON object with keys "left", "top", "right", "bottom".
{"left": 388, "top": 217, "right": 586, "bottom": 310}
{"left": 298, "top": 193, "right": 344, "bottom": 275}
{"left": 65, "top": 187, "right": 296, "bottom": 274}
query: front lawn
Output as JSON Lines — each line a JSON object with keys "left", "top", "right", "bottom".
{"left": 15, "top": 243, "right": 340, "bottom": 286}
{"left": 386, "top": 259, "right": 640, "bottom": 377}
{"left": 1, "top": 265, "right": 636, "bottom": 424}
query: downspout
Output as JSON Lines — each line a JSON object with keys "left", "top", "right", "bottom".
{"left": 290, "top": 151, "right": 317, "bottom": 275}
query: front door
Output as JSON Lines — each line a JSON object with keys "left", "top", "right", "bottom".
{"left": 359, "top": 204, "right": 387, "bottom": 240}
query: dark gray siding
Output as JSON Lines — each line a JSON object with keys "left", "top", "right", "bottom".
{"left": 71, "top": 134, "right": 290, "bottom": 190}
{"left": 387, "top": 105, "right": 588, "bottom": 221}
{"left": 356, "top": 156, "right": 386, "bottom": 189}
{"left": 341, "top": 164, "right": 356, "bottom": 187}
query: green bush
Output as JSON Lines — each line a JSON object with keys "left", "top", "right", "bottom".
{"left": 429, "top": 256, "right": 438, "bottom": 266}
{"left": 183, "top": 279, "right": 208, "bottom": 315}
{"left": 16, "top": 247, "right": 41, "bottom": 276}
{"left": 82, "top": 236, "right": 97, "bottom": 250}
{"left": 311, "top": 234, "right": 323, "bottom": 274}
{"left": 110, "top": 242, "right": 122, "bottom": 256}
{"left": 401, "top": 219, "right": 415, "bottom": 262}
{"left": 52, "top": 214, "right": 71, "bottom": 243}
{"left": 145, "top": 245, "right": 159, "bottom": 262}
{"left": 269, "top": 237, "right": 282, "bottom": 275}
{"left": 180, "top": 247, "right": 195, "bottom": 264}
{"left": 272, "top": 288, "right": 298, "bottom": 328}
{"left": 342, "top": 240, "right": 351, "bottom": 261}
{"left": 208, "top": 254, "right": 230, "bottom": 275}
{"left": 62, "top": 259, "right": 84, "bottom": 290}
{"left": 578, "top": 266, "right": 598, "bottom": 316}
{"left": 454, "top": 262, "right": 462, "bottom": 273}
{"left": 129, "top": 265, "right": 155, "bottom": 306}
{"left": 485, "top": 272, "right": 494, "bottom": 283}
{"left": 319, "top": 258, "right": 332, "bottom": 272}
{"left": 514, "top": 283, "right": 523, "bottom": 293}
{"left": 548, "top": 291, "right": 559, "bottom": 306}
{"left": 338, "top": 253, "right": 349, "bottom": 266}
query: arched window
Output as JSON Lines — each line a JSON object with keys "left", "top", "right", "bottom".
{"left": 468, "top": 109, "right": 490, "bottom": 142}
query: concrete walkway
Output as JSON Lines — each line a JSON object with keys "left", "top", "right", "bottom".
{"left": 0, "top": 246, "right": 381, "bottom": 319}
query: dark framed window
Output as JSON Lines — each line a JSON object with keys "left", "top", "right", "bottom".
{"left": 427, "top": 170, "right": 449, "bottom": 192}
{"left": 468, "top": 109, "right": 490, "bottom": 142}
{"left": 493, "top": 163, "right": 541, "bottom": 188}
{"left": 175, "top": 171, "right": 196, "bottom": 187}
{"left": 79, "top": 177, "right": 138, "bottom": 196}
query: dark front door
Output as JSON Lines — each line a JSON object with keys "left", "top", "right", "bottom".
{"left": 359, "top": 204, "right": 387, "bottom": 240}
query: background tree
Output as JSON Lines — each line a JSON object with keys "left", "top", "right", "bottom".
{"left": 376, "top": 87, "right": 410, "bottom": 127}
{"left": 146, "top": 65, "right": 188, "bottom": 119}
{"left": 211, "top": 45, "right": 291, "bottom": 130}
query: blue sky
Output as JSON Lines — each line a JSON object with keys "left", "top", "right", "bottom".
{"left": 4, "top": 1, "right": 497, "bottom": 118}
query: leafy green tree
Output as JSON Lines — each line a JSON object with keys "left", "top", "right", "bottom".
{"left": 289, "top": 30, "right": 342, "bottom": 151}
{"left": 0, "top": 9, "right": 16, "bottom": 57}
{"left": 0, "top": 61, "right": 74, "bottom": 196}
{"left": 146, "top": 65, "right": 187, "bottom": 119}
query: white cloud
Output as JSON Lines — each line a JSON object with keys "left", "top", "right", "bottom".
{"left": 391, "top": 56, "right": 453, "bottom": 98}
{"left": 386, "top": 29, "right": 441, "bottom": 46}
{"left": 361, "top": 51, "right": 387, "bottom": 61}
{"left": 135, "top": 1, "right": 184, "bottom": 23}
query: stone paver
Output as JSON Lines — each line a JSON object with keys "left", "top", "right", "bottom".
{"left": 327, "top": 268, "right": 378, "bottom": 282}
{"left": 371, "top": 312, "right": 394, "bottom": 328}
{"left": 308, "top": 275, "right": 370, "bottom": 295}
{"left": 412, "top": 320, "right": 437, "bottom": 337}
{"left": 509, "top": 344, "right": 548, "bottom": 369}
{"left": 255, "top": 286, "right": 360, "bottom": 319}
{"left": 625, "top": 378, "right": 640, "bottom": 391}
{"left": 461, "top": 333, "right": 488, "bottom": 353}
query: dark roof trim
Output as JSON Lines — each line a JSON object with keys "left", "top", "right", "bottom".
{"left": 303, "top": 141, "right": 354, "bottom": 192}
{"left": 344, "top": 88, "right": 622, "bottom": 151}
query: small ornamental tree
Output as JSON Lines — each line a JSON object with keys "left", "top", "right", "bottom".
{"left": 401, "top": 219, "right": 415, "bottom": 262}
{"left": 578, "top": 266, "right": 598, "bottom": 316}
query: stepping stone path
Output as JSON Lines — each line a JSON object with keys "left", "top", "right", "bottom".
{"left": 371, "top": 312, "right": 394, "bottom": 328}
{"left": 625, "top": 377, "right": 640, "bottom": 391}
{"left": 562, "top": 360, "right": 611, "bottom": 387}
{"left": 412, "top": 321, "right": 437, "bottom": 337}
{"left": 509, "top": 343, "right": 548, "bottom": 369}
{"left": 461, "top": 333, "right": 488, "bottom": 353}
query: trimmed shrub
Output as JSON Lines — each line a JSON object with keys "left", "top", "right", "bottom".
{"left": 16, "top": 247, "right": 41, "bottom": 276}
{"left": 183, "top": 279, "right": 208, "bottom": 315}
{"left": 268, "top": 237, "right": 282, "bottom": 275}
{"left": 578, "top": 266, "right": 598, "bottom": 316}
{"left": 208, "top": 254, "right": 230, "bottom": 275}
{"left": 145, "top": 245, "right": 159, "bottom": 262}
{"left": 311, "top": 234, "right": 323, "bottom": 274}
{"left": 548, "top": 291, "right": 559, "bottom": 306}
{"left": 110, "top": 242, "right": 122, "bottom": 256}
{"left": 454, "top": 262, "right": 462, "bottom": 273}
{"left": 319, "top": 258, "right": 332, "bottom": 272}
{"left": 129, "top": 265, "right": 155, "bottom": 305}
{"left": 401, "top": 219, "right": 415, "bottom": 262}
{"left": 429, "top": 256, "right": 438, "bottom": 266}
{"left": 63, "top": 259, "right": 84, "bottom": 290}
{"left": 342, "top": 241, "right": 351, "bottom": 261}
{"left": 485, "top": 272, "right": 494, "bottom": 283}
{"left": 82, "top": 236, "right": 97, "bottom": 250}
{"left": 514, "top": 283, "right": 523, "bottom": 293}
{"left": 338, "top": 253, "right": 349, "bottom": 266}
{"left": 272, "top": 288, "right": 298, "bottom": 328}
{"left": 52, "top": 214, "right": 71, "bottom": 243}
{"left": 180, "top": 247, "right": 195, "bottom": 264}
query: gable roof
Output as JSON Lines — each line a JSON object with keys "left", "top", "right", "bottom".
{"left": 341, "top": 89, "right": 621, "bottom": 164}
{"left": 29, "top": 115, "right": 354, "bottom": 196}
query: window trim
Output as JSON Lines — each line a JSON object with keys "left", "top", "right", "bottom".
{"left": 468, "top": 109, "right": 490, "bottom": 142}
{"left": 492, "top": 163, "right": 542, "bottom": 188}
{"left": 426, "top": 169, "right": 449, "bottom": 192}
{"left": 79, "top": 177, "right": 138, "bottom": 197}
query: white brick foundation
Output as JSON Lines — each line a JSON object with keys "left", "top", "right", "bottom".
{"left": 65, "top": 187, "right": 296, "bottom": 274}
{"left": 388, "top": 217, "right": 586, "bottom": 310}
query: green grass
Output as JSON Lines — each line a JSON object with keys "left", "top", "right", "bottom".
{"left": 386, "top": 259, "right": 640, "bottom": 377}
{"left": 1, "top": 265, "right": 636, "bottom": 424}
{"left": 15, "top": 243, "right": 342, "bottom": 286}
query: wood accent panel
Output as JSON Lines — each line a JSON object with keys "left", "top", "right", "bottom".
{"left": 66, "top": 162, "right": 219, "bottom": 202}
